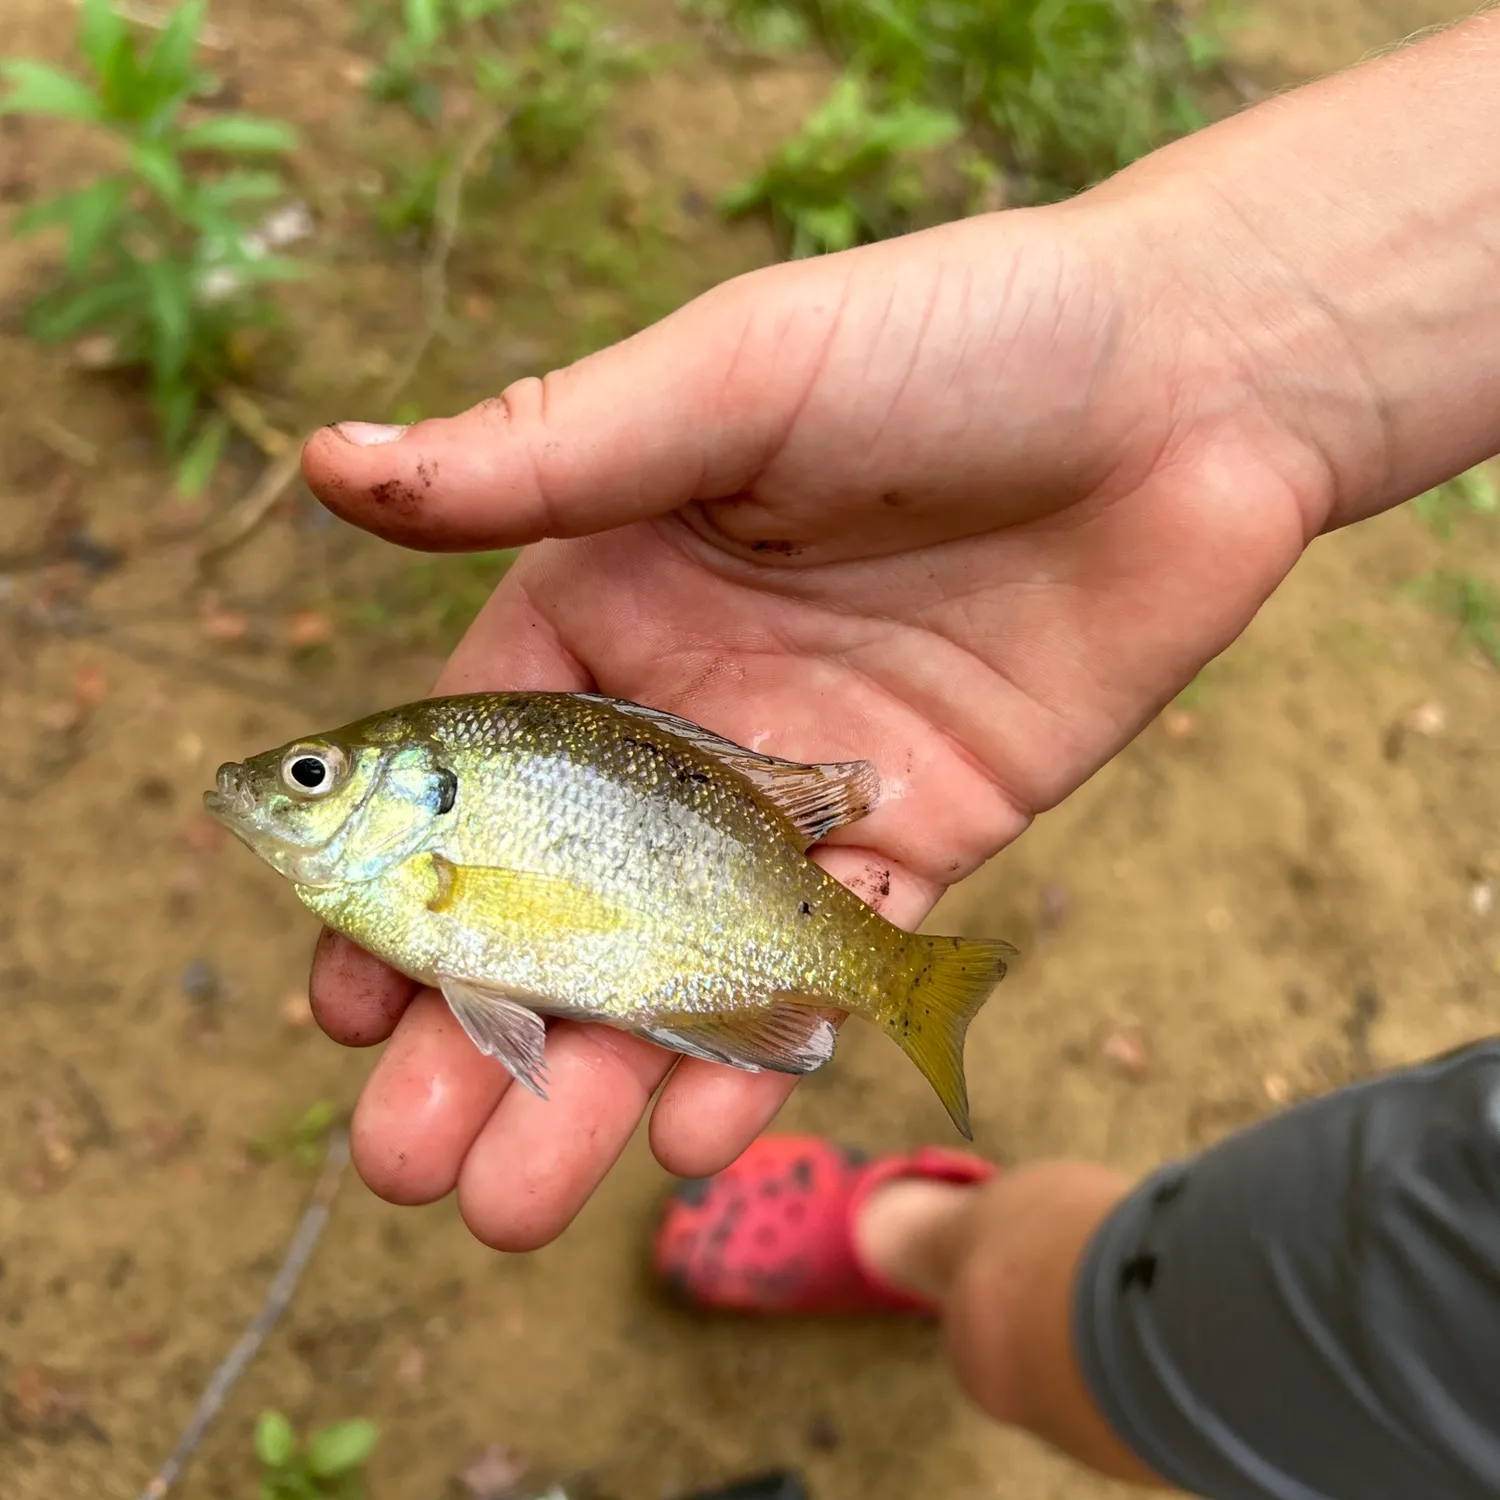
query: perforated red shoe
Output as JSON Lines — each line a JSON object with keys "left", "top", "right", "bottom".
{"left": 652, "top": 1134, "right": 996, "bottom": 1317}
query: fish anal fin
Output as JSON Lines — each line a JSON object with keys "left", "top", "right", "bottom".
{"left": 425, "top": 854, "right": 628, "bottom": 938}
{"left": 439, "top": 975, "right": 550, "bottom": 1097}
{"left": 638, "top": 999, "right": 839, "bottom": 1076}
{"left": 582, "top": 694, "right": 880, "bottom": 849}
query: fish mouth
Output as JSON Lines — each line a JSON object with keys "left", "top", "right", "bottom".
{"left": 203, "top": 761, "right": 253, "bottom": 826}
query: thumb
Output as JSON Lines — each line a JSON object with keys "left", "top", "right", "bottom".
{"left": 299, "top": 261, "right": 836, "bottom": 552}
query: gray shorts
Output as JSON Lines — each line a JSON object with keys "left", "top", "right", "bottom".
{"left": 1072, "top": 1039, "right": 1500, "bottom": 1499}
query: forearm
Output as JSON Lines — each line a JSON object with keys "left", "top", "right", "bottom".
{"left": 1111, "top": 9, "right": 1500, "bottom": 532}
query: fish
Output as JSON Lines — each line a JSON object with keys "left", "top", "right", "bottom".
{"left": 203, "top": 691, "right": 1017, "bottom": 1137}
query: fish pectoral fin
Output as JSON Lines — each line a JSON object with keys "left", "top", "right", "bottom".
{"left": 425, "top": 854, "right": 628, "bottom": 937}
{"left": 638, "top": 1000, "right": 839, "bottom": 1076}
{"left": 438, "top": 976, "right": 550, "bottom": 1098}
{"left": 583, "top": 694, "right": 879, "bottom": 850}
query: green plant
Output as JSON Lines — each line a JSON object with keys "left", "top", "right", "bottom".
{"left": 249, "top": 1099, "right": 340, "bottom": 1167}
{"left": 1406, "top": 569, "right": 1500, "bottom": 667}
{"left": 712, "top": 0, "right": 1230, "bottom": 254}
{"left": 1410, "top": 464, "right": 1498, "bottom": 538}
{"left": 256, "top": 1411, "right": 379, "bottom": 1500}
{"left": 721, "top": 74, "right": 961, "bottom": 255}
{"left": 1, "top": 0, "right": 305, "bottom": 486}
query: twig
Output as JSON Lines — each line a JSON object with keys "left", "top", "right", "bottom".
{"left": 212, "top": 386, "right": 296, "bottom": 459}
{"left": 27, "top": 413, "right": 100, "bottom": 467}
{"left": 377, "top": 109, "right": 507, "bottom": 412}
{"left": 194, "top": 444, "right": 307, "bottom": 570}
{"left": 135, "top": 1126, "right": 351, "bottom": 1500}
{"left": 1, "top": 595, "right": 325, "bottom": 711}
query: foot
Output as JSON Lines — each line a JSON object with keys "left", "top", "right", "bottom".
{"left": 652, "top": 1134, "right": 995, "bottom": 1316}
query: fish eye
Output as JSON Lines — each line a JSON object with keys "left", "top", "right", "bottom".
{"left": 280, "top": 744, "right": 345, "bottom": 799}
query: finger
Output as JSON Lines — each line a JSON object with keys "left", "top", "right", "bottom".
{"left": 349, "top": 988, "right": 511, "bottom": 1205}
{"left": 456, "top": 1022, "right": 671, "bottom": 1252}
{"left": 297, "top": 266, "right": 836, "bottom": 552}
{"left": 650, "top": 847, "right": 943, "bottom": 1178}
{"left": 309, "top": 928, "right": 415, "bottom": 1047}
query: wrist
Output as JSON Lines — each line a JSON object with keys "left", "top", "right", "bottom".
{"left": 1099, "top": 9, "right": 1500, "bottom": 534}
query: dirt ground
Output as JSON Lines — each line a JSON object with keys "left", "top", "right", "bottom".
{"left": 1, "top": 0, "right": 1496, "bottom": 1497}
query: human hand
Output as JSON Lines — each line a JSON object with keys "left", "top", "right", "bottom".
{"left": 300, "top": 6, "right": 1500, "bottom": 1249}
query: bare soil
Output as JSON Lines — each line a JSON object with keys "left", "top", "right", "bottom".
{"left": 0, "top": 0, "right": 1494, "bottom": 1497}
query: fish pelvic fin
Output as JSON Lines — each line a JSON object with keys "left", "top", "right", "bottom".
{"left": 887, "top": 935, "right": 1016, "bottom": 1140}
{"left": 637, "top": 1000, "right": 838, "bottom": 1075}
{"left": 439, "top": 975, "right": 550, "bottom": 1097}
{"left": 581, "top": 694, "right": 880, "bottom": 850}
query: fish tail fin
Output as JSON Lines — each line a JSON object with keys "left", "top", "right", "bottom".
{"left": 886, "top": 935, "right": 1016, "bottom": 1140}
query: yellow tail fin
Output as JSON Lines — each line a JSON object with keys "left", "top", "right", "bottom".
{"left": 888, "top": 935, "right": 1016, "bottom": 1140}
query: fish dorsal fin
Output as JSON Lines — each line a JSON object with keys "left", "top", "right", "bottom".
{"left": 582, "top": 694, "right": 881, "bottom": 850}
{"left": 638, "top": 1000, "right": 839, "bottom": 1075}
{"left": 438, "top": 975, "right": 550, "bottom": 1097}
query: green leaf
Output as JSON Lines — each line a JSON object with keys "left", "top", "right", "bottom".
{"left": 178, "top": 114, "right": 300, "bottom": 155}
{"left": 403, "top": 0, "right": 445, "bottom": 52}
{"left": 142, "top": 255, "right": 193, "bottom": 379}
{"left": 131, "top": 140, "right": 187, "bottom": 205}
{"left": 0, "top": 61, "right": 103, "bottom": 121}
{"left": 254, "top": 1411, "right": 298, "bottom": 1469}
{"left": 306, "top": 1419, "right": 379, "bottom": 1479}
{"left": 78, "top": 0, "right": 130, "bottom": 78}
{"left": 55, "top": 178, "right": 130, "bottom": 274}
{"left": 174, "top": 411, "right": 230, "bottom": 499}
{"left": 157, "top": 376, "right": 201, "bottom": 453}
{"left": 145, "top": 0, "right": 208, "bottom": 93}
{"left": 27, "top": 277, "right": 138, "bottom": 343}
{"left": 197, "top": 169, "right": 285, "bottom": 206}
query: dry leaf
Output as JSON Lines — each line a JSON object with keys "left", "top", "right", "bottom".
{"left": 201, "top": 609, "right": 250, "bottom": 643}
{"left": 285, "top": 609, "right": 334, "bottom": 649}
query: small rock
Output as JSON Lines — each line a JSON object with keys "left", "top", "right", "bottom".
{"left": 284, "top": 609, "right": 334, "bottom": 649}
{"left": 1161, "top": 707, "right": 1197, "bottom": 741}
{"left": 454, "top": 1444, "right": 527, "bottom": 1500}
{"left": 1037, "top": 883, "right": 1070, "bottom": 934}
{"left": 36, "top": 701, "right": 81, "bottom": 734}
{"left": 395, "top": 1345, "right": 426, "bottom": 1387}
{"left": 1262, "top": 1072, "right": 1292, "bottom": 1105}
{"left": 1100, "top": 1024, "right": 1151, "bottom": 1080}
{"left": 1472, "top": 883, "right": 1494, "bottom": 917}
{"left": 201, "top": 609, "right": 249, "bottom": 644}
{"left": 179, "top": 812, "right": 223, "bottom": 856}
{"left": 806, "top": 1415, "right": 840, "bottom": 1451}
{"left": 1405, "top": 700, "right": 1447, "bottom": 736}
{"left": 73, "top": 662, "right": 106, "bottom": 711}
{"left": 179, "top": 958, "right": 220, "bottom": 1004}
{"left": 123, "top": 1327, "right": 165, "bottom": 1356}
{"left": 280, "top": 990, "right": 316, "bottom": 1029}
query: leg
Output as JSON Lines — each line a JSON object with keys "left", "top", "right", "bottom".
{"left": 857, "top": 1164, "right": 1162, "bottom": 1487}
{"left": 653, "top": 1138, "right": 1163, "bottom": 1487}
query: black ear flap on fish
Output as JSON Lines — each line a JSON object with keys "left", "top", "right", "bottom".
{"left": 435, "top": 766, "right": 458, "bottom": 815}
{"left": 583, "top": 695, "right": 881, "bottom": 851}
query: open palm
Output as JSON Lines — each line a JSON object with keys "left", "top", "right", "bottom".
{"left": 301, "top": 201, "right": 1328, "bottom": 1252}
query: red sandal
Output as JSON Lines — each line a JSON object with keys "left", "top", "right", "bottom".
{"left": 652, "top": 1134, "right": 996, "bottom": 1317}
